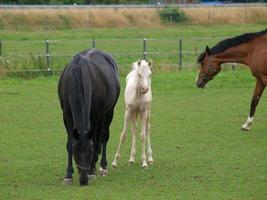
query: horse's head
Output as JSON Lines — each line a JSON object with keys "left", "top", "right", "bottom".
{"left": 136, "top": 59, "right": 152, "bottom": 94}
{"left": 196, "top": 46, "right": 221, "bottom": 88}
{"left": 72, "top": 130, "right": 94, "bottom": 186}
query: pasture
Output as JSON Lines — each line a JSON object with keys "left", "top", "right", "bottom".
{"left": 0, "top": 70, "right": 266, "bottom": 199}
{"left": 1, "top": 24, "right": 267, "bottom": 74}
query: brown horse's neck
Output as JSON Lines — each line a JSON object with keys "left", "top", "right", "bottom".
{"left": 214, "top": 43, "right": 250, "bottom": 66}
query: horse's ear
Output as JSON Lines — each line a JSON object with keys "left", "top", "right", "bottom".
{"left": 206, "top": 46, "right": 211, "bottom": 56}
{"left": 73, "top": 129, "right": 79, "bottom": 140}
{"left": 148, "top": 60, "right": 152, "bottom": 69}
{"left": 137, "top": 60, "right": 142, "bottom": 66}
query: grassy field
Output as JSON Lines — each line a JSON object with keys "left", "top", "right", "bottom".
{"left": 1, "top": 6, "right": 267, "bottom": 30}
{"left": 0, "top": 70, "right": 266, "bottom": 199}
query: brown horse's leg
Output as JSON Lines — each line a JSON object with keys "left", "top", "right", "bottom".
{"left": 241, "top": 78, "right": 265, "bottom": 131}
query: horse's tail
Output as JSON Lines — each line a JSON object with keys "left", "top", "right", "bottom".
{"left": 71, "top": 58, "right": 91, "bottom": 134}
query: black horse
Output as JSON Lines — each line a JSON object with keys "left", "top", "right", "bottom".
{"left": 58, "top": 49, "right": 120, "bottom": 186}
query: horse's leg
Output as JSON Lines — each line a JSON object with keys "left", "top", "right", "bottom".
{"left": 242, "top": 78, "right": 265, "bottom": 131}
{"left": 62, "top": 113, "right": 74, "bottom": 185}
{"left": 99, "top": 110, "right": 114, "bottom": 176}
{"left": 140, "top": 109, "right": 149, "bottom": 168}
{"left": 88, "top": 124, "right": 100, "bottom": 180}
{"left": 112, "top": 109, "right": 131, "bottom": 168}
{"left": 146, "top": 110, "right": 153, "bottom": 164}
{"left": 129, "top": 113, "right": 137, "bottom": 164}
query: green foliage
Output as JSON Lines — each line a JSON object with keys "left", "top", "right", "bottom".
{"left": 0, "top": 71, "right": 266, "bottom": 199}
{"left": 159, "top": 6, "right": 187, "bottom": 24}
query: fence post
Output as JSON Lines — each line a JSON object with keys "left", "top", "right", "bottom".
{"left": 92, "top": 38, "right": 96, "bottom": 48}
{"left": 178, "top": 38, "right": 183, "bottom": 70}
{"left": 0, "top": 41, "right": 2, "bottom": 57}
{"left": 45, "top": 39, "right": 51, "bottom": 73}
{"left": 232, "top": 62, "right": 236, "bottom": 71}
{"left": 169, "top": 16, "right": 172, "bottom": 25}
{"left": 143, "top": 38, "right": 147, "bottom": 60}
{"left": 44, "top": 16, "right": 49, "bottom": 31}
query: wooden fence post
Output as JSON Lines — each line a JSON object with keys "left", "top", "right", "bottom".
{"left": 92, "top": 38, "right": 96, "bottom": 48}
{"left": 45, "top": 39, "right": 51, "bottom": 73}
{"left": 179, "top": 38, "right": 183, "bottom": 70}
{"left": 143, "top": 38, "right": 147, "bottom": 60}
{"left": 0, "top": 41, "right": 2, "bottom": 57}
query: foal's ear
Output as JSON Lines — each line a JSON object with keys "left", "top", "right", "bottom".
{"left": 148, "top": 60, "right": 152, "bottom": 68}
{"left": 205, "top": 46, "right": 211, "bottom": 56}
{"left": 137, "top": 59, "right": 142, "bottom": 66}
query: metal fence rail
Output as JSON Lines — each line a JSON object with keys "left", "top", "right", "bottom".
{"left": 0, "top": 37, "right": 236, "bottom": 75}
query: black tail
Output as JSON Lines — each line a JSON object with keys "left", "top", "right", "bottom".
{"left": 71, "top": 63, "right": 90, "bottom": 134}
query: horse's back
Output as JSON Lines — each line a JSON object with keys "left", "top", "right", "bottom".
{"left": 58, "top": 48, "right": 120, "bottom": 121}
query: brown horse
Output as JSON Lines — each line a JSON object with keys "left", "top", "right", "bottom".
{"left": 196, "top": 29, "right": 267, "bottom": 131}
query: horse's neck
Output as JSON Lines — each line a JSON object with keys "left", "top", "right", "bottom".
{"left": 215, "top": 44, "right": 250, "bottom": 65}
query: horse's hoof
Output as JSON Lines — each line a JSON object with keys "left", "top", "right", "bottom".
{"left": 62, "top": 178, "right": 73, "bottom": 186}
{"left": 99, "top": 167, "right": 108, "bottom": 177}
{"left": 87, "top": 174, "right": 96, "bottom": 185}
{"left": 87, "top": 174, "right": 96, "bottom": 184}
{"left": 148, "top": 160, "right": 154, "bottom": 165}
{"left": 88, "top": 174, "right": 96, "bottom": 180}
{"left": 128, "top": 160, "right": 134, "bottom": 164}
{"left": 241, "top": 125, "right": 250, "bottom": 131}
{"left": 142, "top": 163, "right": 148, "bottom": 169}
{"left": 111, "top": 161, "right": 117, "bottom": 168}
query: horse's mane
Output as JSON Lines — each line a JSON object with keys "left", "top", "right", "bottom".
{"left": 197, "top": 29, "right": 267, "bottom": 63}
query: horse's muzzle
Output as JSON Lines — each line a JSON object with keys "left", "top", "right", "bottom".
{"left": 79, "top": 175, "right": 89, "bottom": 186}
{"left": 77, "top": 167, "right": 89, "bottom": 186}
{"left": 141, "top": 87, "right": 149, "bottom": 94}
{"left": 196, "top": 80, "right": 206, "bottom": 88}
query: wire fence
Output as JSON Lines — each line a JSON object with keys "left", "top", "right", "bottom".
{"left": 0, "top": 37, "right": 237, "bottom": 76}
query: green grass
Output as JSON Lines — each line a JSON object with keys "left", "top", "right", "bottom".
{"left": 1, "top": 24, "right": 267, "bottom": 73}
{"left": 0, "top": 70, "right": 266, "bottom": 199}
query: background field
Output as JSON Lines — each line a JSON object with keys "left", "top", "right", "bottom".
{"left": 1, "top": 6, "right": 267, "bottom": 30}
{"left": 0, "top": 7, "right": 267, "bottom": 199}
{"left": 0, "top": 70, "right": 266, "bottom": 199}
{"left": 1, "top": 24, "right": 267, "bottom": 75}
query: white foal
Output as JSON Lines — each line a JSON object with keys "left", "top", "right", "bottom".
{"left": 112, "top": 60, "right": 153, "bottom": 168}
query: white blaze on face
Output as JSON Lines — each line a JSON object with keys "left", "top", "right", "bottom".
{"left": 138, "top": 60, "right": 152, "bottom": 94}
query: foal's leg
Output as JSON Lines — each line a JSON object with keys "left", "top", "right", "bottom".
{"left": 129, "top": 113, "right": 137, "bottom": 164}
{"left": 140, "top": 109, "right": 149, "bottom": 168}
{"left": 146, "top": 110, "right": 153, "bottom": 164}
{"left": 242, "top": 78, "right": 265, "bottom": 131}
{"left": 112, "top": 109, "right": 132, "bottom": 168}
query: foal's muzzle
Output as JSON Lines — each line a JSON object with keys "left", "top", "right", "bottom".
{"left": 141, "top": 86, "right": 149, "bottom": 94}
